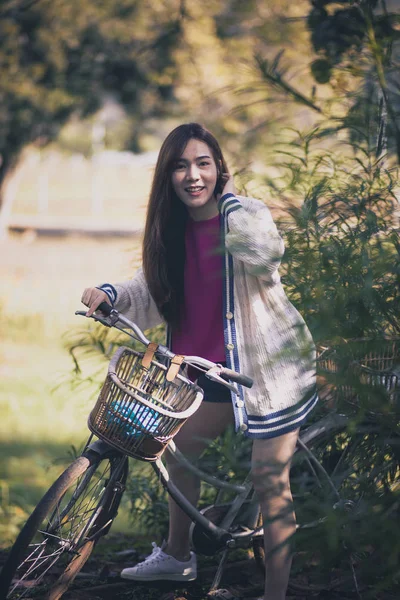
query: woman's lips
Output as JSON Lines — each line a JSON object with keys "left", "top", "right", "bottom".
{"left": 185, "top": 186, "right": 205, "bottom": 196}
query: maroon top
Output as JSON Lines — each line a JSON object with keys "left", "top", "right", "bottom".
{"left": 171, "top": 214, "right": 225, "bottom": 373}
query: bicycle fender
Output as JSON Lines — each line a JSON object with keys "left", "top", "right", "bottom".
{"left": 83, "top": 439, "right": 124, "bottom": 462}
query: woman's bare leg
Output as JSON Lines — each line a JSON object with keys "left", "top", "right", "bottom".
{"left": 251, "top": 429, "right": 299, "bottom": 600}
{"left": 164, "top": 401, "right": 234, "bottom": 561}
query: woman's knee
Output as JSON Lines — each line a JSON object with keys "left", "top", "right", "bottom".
{"left": 252, "top": 472, "right": 294, "bottom": 526}
{"left": 251, "top": 463, "right": 290, "bottom": 501}
{"left": 250, "top": 430, "right": 299, "bottom": 503}
{"left": 164, "top": 431, "right": 206, "bottom": 483}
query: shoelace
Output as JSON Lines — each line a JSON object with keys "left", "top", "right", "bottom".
{"left": 136, "top": 542, "right": 166, "bottom": 570}
{"left": 149, "top": 541, "right": 162, "bottom": 556}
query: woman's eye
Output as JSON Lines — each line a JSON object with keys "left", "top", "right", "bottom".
{"left": 199, "top": 161, "right": 210, "bottom": 166}
{"left": 174, "top": 163, "right": 185, "bottom": 170}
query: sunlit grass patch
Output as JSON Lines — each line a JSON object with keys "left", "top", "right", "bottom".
{"left": 0, "top": 233, "right": 143, "bottom": 548}
{"left": 0, "top": 441, "right": 76, "bottom": 548}
{"left": 0, "top": 339, "right": 96, "bottom": 442}
{"left": 0, "top": 334, "right": 135, "bottom": 546}
{"left": 0, "top": 335, "right": 102, "bottom": 545}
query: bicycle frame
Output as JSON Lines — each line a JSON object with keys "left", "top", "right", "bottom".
{"left": 82, "top": 412, "right": 349, "bottom": 553}
{"left": 83, "top": 435, "right": 262, "bottom": 551}
{"left": 74, "top": 306, "right": 389, "bottom": 597}
{"left": 156, "top": 442, "right": 262, "bottom": 546}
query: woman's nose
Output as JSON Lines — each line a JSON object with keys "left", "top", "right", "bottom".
{"left": 187, "top": 165, "right": 200, "bottom": 180}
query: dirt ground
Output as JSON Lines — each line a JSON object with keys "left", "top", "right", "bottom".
{"left": 1, "top": 536, "right": 398, "bottom": 600}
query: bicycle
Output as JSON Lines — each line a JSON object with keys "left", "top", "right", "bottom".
{"left": 0, "top": 304, "right": 398, "bottom": 600}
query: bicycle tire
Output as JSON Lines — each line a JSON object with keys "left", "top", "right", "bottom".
{"left": 0, "top": 452, "right": 128, "bottom": 600}
{"left": 252, "top": 415, "right": 400, "bottom": 594}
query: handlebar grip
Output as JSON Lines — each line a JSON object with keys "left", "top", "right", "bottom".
{"left": 220, "top": 367, "right": 253, "bottom": 389}
{"left": 96, "top": 301, "right": 114, "bottom": 316}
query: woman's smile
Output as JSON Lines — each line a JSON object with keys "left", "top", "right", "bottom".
{"left": 185, "top": 185, "right": 206, "bottom": 196}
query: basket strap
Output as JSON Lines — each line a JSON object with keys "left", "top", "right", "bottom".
{"left": 141, "top": 342, "right": 159, "bottom": 368}
{"left": 166, "top": 355, "right": 185, "bottom": 381}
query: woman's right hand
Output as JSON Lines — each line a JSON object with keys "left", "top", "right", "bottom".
{"left": 81, "top": 288, "right": 111, "bottom": 317}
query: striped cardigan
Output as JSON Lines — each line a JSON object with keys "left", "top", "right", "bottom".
{"left": 101, "top": 194, "right": 318, "bottom": 439}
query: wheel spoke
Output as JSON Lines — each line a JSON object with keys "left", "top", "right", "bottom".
{"left": 10, "top": 547, "right": 62, "bottom": 597}
{"left": 3, "top": 456, "right": 126, "bottom": 599}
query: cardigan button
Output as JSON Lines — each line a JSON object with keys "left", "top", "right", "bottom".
{"left": 240, "top": 423, "right": 248, "bottom": 431}
{"left": 226, "top": 311, "right": 233, "bottom": 319}
{"left": 236, "top": 400, "right": 244, "bottom": 408}
{"left": 226, "top": 343, "right": 235, "bottom": 351}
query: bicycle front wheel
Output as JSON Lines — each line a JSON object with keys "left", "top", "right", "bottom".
{"left": 0, "top": 452, "right": 128, "bottom": 600}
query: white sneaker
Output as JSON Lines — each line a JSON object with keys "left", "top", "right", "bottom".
{"left": 120, "top": 542, "right": 197, "bottom": 582}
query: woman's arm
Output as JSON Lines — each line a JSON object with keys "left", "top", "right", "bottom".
{"left": 218, "top": 192, "right": 285, "bottom": 280}
{"left": 83, "top": 267, "right": 163, "bottom": 331}
{"left": 112, "top": 268, "right": 163, "bottom": 330}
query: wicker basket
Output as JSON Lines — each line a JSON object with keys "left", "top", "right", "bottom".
{"left": 317, "top": 338, "right": 400, "bottom": 408}
{"left": 88, "top": 347, "right": 204, "bottom": 461}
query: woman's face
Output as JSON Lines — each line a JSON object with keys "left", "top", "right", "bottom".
{"left": 171, "top": 138, "right": 219, "bottom": 221}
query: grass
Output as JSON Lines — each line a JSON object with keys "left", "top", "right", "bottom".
{"left": 0, "top": 232, "right": 143, "bottom": 547}
{"left": 0, "top": 333, "right": 108, "bottom": 547}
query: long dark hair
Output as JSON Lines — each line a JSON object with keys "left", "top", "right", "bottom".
{"left": 142, "top": 123, "right": 229, "bottom": 329}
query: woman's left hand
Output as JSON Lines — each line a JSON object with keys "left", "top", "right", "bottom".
{"left": 219, "top": 172, "right": 236, "bottom": 198}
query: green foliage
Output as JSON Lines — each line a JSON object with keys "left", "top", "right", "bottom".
{"left": 291, "top": 423, "right": 400, "bottom": 592}
{"left": 307, "top": 0, "right": 397, "bottom": 74}
{"left": 0, "top": 0, "right": 314, "bottom": 203}
{"left": 306, "top": 0, "right": 400, "bottom": 159}
{"left": 195, "top": 427, "right": 252, "bottom": 510}
{"left": 0, "top": 0, "right": 183, "bottom": 189}
{"left": 254, "top": 120, "right": 400, "bottom": 591}
{"left": 308, "top": 1, "right": 373, "bottom": 68}
{"left": 125, "top": 464, "right": 169, "bottom": 537}
{"left": 66, "top": 321, "right": 166, "bottom": 369}
{"left": 239, "top": 2, "right": 400, "bottom": 164}
{"left": 264, "top": 127, "right": 400, "bottom": 341}
{"left": 0, "top": 479, "right": 30, "bottom": 547}
{"left": 198, "top": 425, "right": 251, "bottom": 483}
{"left": 63, "top": 321, "right": 166, "bottom": 401}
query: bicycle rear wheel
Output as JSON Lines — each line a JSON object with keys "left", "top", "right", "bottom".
{"left": 0, "top": 452, "right": 128, "bottom": 600}
{"left": 252, "top": 415, "right": 400, "bottom": 595}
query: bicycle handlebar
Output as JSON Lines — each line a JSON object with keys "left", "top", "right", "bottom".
{"left": 95, "top": 302, "right": 163, "bottom": 349}
{"left": 76, "top": 302, "right": 253, "bottom": 390}
{"left": 218, "top": 366, "right": 253, "bottom": 389}
{"left": 96, "top": 301, "right": 113, "bottom": 316}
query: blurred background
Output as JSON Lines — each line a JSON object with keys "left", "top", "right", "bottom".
{"left": 0, "top": 1, "right": 399, "bottom": 585}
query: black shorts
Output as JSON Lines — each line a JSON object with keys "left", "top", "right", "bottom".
{"left": 196, "top": 363, "right": 232, "bottom": 404}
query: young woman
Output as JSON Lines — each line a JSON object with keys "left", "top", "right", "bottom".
{"left": 82, "top": 123, "right": 318, "bottom": 600}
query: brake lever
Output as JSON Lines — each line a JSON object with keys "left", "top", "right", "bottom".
{"left": 205, "top": 367, "right": 238, "bottom": 395}
{"left": 74, "top": 310, "right": 119, "bottom": 328}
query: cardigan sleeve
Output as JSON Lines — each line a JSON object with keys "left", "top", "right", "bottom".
{"left": 100, "top": 267, "right": 163, "bottom": 331}
{"left": 218, "top": 194, "right": 285, "bottom": 281}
